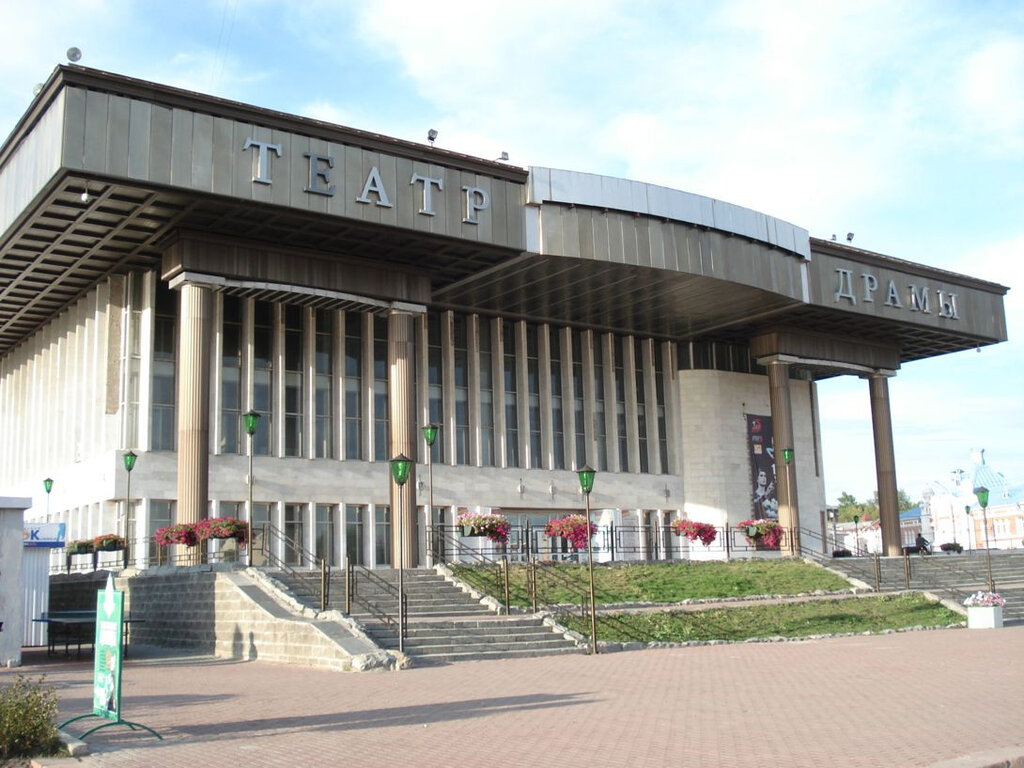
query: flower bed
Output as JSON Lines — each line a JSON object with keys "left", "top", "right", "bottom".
{"left": 738, "top": 518, "right": 784, "bottom": 550}
{"left": 671, "top": 519, "right": 717, "bottom": 547}
{"left": 154, "top": 523, "right": 198, "bottom": 548}
{"left": 455, "top": 512, "right": 510, "bottom": 543}
{"left": 939, "top": 542, "right": 963, "bottom": 553}
{"left": 92, "top": 533, "right": 126, "bottom": 552}
{"left": 544, "top": 514, "right": 596, "bottom": 550}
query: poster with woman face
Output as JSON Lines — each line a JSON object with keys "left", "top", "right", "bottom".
{"left": 746, "top": 415, "right": 778, "bottom": 520}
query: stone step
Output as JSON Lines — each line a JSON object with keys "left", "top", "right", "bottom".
{"left": 410, "top": 646, "right": 584, "bottom": 664}
{"left": 391, "top": 638, "right": 576, "bottom": 655}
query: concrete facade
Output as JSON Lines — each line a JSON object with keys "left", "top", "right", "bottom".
{"left": 0, "top": 66, "right": 1010, "bottom": 568}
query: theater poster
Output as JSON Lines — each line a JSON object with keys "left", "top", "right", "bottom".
{"left": 746, "top": 415, "right": 778, "bottom": 520}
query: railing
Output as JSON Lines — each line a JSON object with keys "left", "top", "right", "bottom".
{"left": 797, "top": 525, "right": 1004, "bottom": 599}
{"left": 344, "top": 558, "right": 405, "bottom": 643}
{"left": 255, "top": 524, "right": 330, "bottom": 612}
{"left": 430, "top": 527, "right": 516, "bottom": 613}
{"left": 428, "top": 523, "right": 796, "bottom": 566}
{"left": 434, "top": 527, "right": 652, "bottom": 650}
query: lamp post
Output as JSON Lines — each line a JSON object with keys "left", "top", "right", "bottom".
{"left": 422, "top": 423, "right": 439, "bottom": 564}
{"left": 243, "top": 410, "right": 261, "bottom": 565}
{"left": 43, "top": 477, "right": 53, "bottom": 520}
{"left": 853, "top": 514, "right": 860, "bottom": 556}
{"left": 390, "top": 453, "right": 413, "bottom": 653}
{"left": 974, "top": 485, "right": 994, "bottom": 592}
{"left": 577, "top": 464, "right": 598, "bottom": 655}
{"left": 781, "top": 448, "right": 795, "bottom": 554}
{"left": 122, "top": 451, "right": 137, "bottom": 541}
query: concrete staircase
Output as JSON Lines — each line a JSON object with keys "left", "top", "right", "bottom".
{"left": 272, "top": 567, "right": 583, "bottom": 664}
{"left": 819, "top": 549, "right": 1024, "bottom": 622}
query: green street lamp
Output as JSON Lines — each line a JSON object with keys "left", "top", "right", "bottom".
{"left": 244, "top": 410, "right": 261, "bottom": 564}
{"left": 974, "top": 485, "right": 994, "bottom": 591}
{"left": 43, "top": 477, "right": 53, "bottom": 519}
{"left": 422, "top": 424, "right": 440, "bottom": 563}
{"left": 390, "top": 453, "right": 413, "bottom": 653}
{"left": 853, "top": 514, "right": 860, "bottom": 556}
{"left": 780, "top": 448, "right": 795, "bottom": 553}
{"left": 577, "top": 464, "right": 598, "bottom": 655}
{"left": 122, "top": 450, "right": 137, "bottom": 541}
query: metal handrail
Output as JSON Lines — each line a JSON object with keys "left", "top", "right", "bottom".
{"left": 798, "top": 525, "right": 1000, "bottom": 599}
{"left": 432, "top": 528, "right": 515, "bottom": 612}
{"left": 344, "top": 558, "right": 403, "bottom": 639}
{"left": 256, "top": 523, "right": 330, "bottom": 611}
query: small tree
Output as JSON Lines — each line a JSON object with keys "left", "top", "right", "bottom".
{"left": 0, "top": 676, "right": 63, "bottom": 760}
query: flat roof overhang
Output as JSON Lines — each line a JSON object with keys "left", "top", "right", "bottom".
{"left": 0, "top": 170, "right": 523, "bottom": 354}
{"left": 0, "top": 66, "right": 1009, "bottom": 371}
{"left": 0, "top": 172, "right": 1008, "bottom": 368}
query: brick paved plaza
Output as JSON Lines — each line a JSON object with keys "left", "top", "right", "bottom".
{"left": 8, "top": 624, "right": 1024, "bottom": 768}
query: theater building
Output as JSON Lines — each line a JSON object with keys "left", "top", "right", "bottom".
{"left": 0, "top": 66, "right": 1009, "bottom": 568}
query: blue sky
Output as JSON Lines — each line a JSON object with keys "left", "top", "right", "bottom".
{"left": 1, "top": 0, "right": 1021, "bottom": 504}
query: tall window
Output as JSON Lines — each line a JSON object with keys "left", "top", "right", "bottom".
{"left": 148, "top": 500, "right": 173, "bottom": 561}
{"left": 221, "top": 295, "right": 242, "bottom": 454}
{"left": 427, "top": 312, "right": 444, "bottom": 463}
{"left": 151, "top": 285, "right": 176, "bottom": 450}
{"left": 594, "top": 336, "right": 608, "bottom": 472}
{"left": 314, "top": 309, "right": 334, "bottom": 458}
{"left": 251, "top": 502, "right": 273, "bottom": 567}
{"left": 345, "top": 505, "right": 365, "bottom": 565}
{"left": 502, "top": 321, "right": 519, "bottom": 467}
{"left": 344, "top": 314, "right": 363, "bottom": 459}
{"left": 479, "top": 319, "right": 494, "bottom": 466}
{"left": 526, "top": 324, "right": 542, "bottom": 468}
{"left": 614, "top": 338, "right": 628, "bottom": 471}
{"left": 654, "top": 343, "right": 668, "bottom": 474}
{"left": 550, "top": 327, "right": 565, "bottom": 470}
{"left": 252, "top": 301, "right": 274, "bottom": 455}
{"left": 284, "top": 503, "right": 304, "bottom": 565}
{"left": 373, "top": 317, "right": 389, "bottom": 461}
{"left": 315, "top": 504, "right": 336, "bottom": 565}
{"left": 635, "top": 338, "right": 649, "bottom": 473}
{"left": 375, "top": 506, "right": 391, "bottom": 566}
{"left": 572, "top": 330, "right": 586, "bottom": 469}
{"left": 125, "top": 273, "right": 144, "bottom": 446}
{"left": 284, "top": 305, "right": 304, "bottom": 457}
{"left": 453, "top": 314, "right": 469, "bottom": 464}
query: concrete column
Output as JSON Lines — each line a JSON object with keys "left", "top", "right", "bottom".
{"left": 175, "top": 281, "right": 212, "bottom": 531}
{"left": 388, "top": 310, "right": 417, "bottom": 568}
{"left": 767, "top": 361, "right": 799, "bottom": 547}
{"left": 869, "top": 373, "right": 902, "bottom": 556}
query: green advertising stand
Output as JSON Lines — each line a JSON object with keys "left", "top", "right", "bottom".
{"left": 59, "top": 576, "right": 162, "bottom": 741}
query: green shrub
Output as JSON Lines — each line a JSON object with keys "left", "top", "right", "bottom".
{"left": 0, "top": 675, "right": 62, "bottom": 759}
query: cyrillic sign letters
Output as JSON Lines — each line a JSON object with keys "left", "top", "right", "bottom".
{"left": 833, "top": 268, "right": 960, "bottom": 319}
{"left": 244, "top": 138, "right": 490, "bottom": 225}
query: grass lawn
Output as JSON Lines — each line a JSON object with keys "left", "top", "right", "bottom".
{"left": 560, "top": 594, "right": 962, "bottom": 643}
{"left": 450, "top": 558, "right": 854, "bottom": 608}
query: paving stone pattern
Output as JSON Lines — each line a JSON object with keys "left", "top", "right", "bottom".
{"left": 18, "top": 625, "right": 1024, "bottom": 768}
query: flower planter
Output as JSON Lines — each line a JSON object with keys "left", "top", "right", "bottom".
{"left": 967, "top": 605, "right": 1003, "bottom": 629}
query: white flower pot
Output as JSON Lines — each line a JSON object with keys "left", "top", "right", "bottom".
{"left": 967, "top": 605, "right": 1003, "bottom": 629}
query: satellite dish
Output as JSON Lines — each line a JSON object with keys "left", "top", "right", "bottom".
{"left": 67, "top": 47, "right": 82, "bottom": 63}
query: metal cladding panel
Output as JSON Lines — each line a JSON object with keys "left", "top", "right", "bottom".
{"left": 57, "top": 86, "right": 524, "bottom": 251}
{"left": 529, "top": 167, "right": 810, "bottom": 260}
{"left": 810, "top": 250, "right": 1008, "bottom": 341}
{"left": 538, "top": 207, "right": 805, "bottom": 301}
{"left": 0, "top": 92, "right": 63, "bottom": 236}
